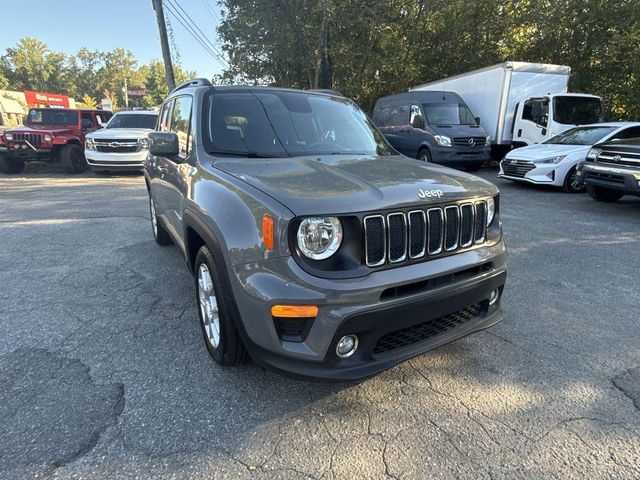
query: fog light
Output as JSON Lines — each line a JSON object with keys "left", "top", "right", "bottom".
{"left": 336, "top": 335, "right": 358, "bottom": 358}
{"left": 489, "top": 289, "right": 499, "bottom": 306}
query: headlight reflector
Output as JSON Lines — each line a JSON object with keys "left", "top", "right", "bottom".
{"left": 434, "top": 135, "right": 452, "bottom": 147}
{"left": 586, "top": 147, "right": 601, "bottom": 160}
{"left": 43, "top": 134, "right": 52, "bottom": 142}
{"left": 138, "top": 137, "right": 150, "bottom": 150}
{"left": 85, "top": 137, "right": 96, "bottom": 150}
{"left": 5, "top": 133, "right": 13, "bottom": 141}
{"left": 297, "top": 217, "right": 343, "bottom": 260}
{"left": 537, "top": 155, "right": 566, "bottom": 164}
{"left": 487, "top": 197, "right": 495, "bottom": 226}
{"left": 485, "top": 135, "right": 491, "bottom": 146}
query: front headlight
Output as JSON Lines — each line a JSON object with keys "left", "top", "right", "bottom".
{"left": 434, "top": 135, "right": 452, "bottom": 147}
{"left": 586, "top": 147, "right": 601, "bottom": 160}
{"left": 297, "top": 217, "right": 343, "bottom": 260}
{"left": 43, "top": 134, "right": 52, "bottom": 142}
{"left": 537, "top": 155, "right": 566, "bottom": 164}
{"left": 85, "top": 137, "right": 96, "bottom": 150}
{"left": 485, "top": 135, "right": 491, "bottom": 146}
{"left": 138, "top": 137, "right": 150, "bottom": 150}
{"left": 4, "top": 133, "right": 13, "bottom": 141}
{"left": 487, "top": 197, "right": 495, "bottom": 226}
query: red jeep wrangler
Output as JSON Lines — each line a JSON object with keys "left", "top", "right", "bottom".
{"left": 0, "top": 108, "right": 112, "bottom": 174}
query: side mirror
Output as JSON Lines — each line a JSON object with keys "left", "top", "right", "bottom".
{"left": 536, "top": 114, "right": 548, "bottom": 128}
{"left": 411, "top": 116, "right": 425, "bottom": 130}
{"left": 475, "top": 116, "right": 481, "bottom": 125}
{"left": 149, "top": 131, "right": 179, "bottom": 158}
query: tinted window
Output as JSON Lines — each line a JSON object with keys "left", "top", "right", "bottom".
{"left": 553, "top": 96, "right": 601, "bottom": 125}
{"left": 611, "top": 126, "right": 640, "bottom": 140}
{"left": 27, "top": 109, "right": 77, "bottom": 125}
{"left": 170, "top": 96, "right": 193, "bottom": 157}
{"left": 203, "top": 91, "right": 393, "bottom": 157}
{"left": 423, "top": 103, "right": 475, "bottom": 125}
{"left": 388, "top": 105, "right": 408, "bottom": 127}
{"left": 522, "top": 99, "right": 549, "bottom": 124}
{"left": 543, "top": 126, "right": 617, "bottom": 145}
{"left": 106, "top": 113, "right": 158, "bottom": 129}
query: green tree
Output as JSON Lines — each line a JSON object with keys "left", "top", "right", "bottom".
{"left": 2, "top": 37, "right": 69, "bottom": 92}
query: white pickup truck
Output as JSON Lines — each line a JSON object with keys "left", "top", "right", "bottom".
{"left": 412, "top": 62, "right": 603, "bottom": 159}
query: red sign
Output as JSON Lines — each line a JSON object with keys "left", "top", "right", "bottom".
{"left": 24, "top": 90, "right": 70, "bottom": 108}
{"left": 127, "top": 88, "right": 146, "bottom": 97}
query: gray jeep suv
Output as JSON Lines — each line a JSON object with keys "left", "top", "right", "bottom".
{"left": 144, "top": 79, "right": 507, "bottom": 381}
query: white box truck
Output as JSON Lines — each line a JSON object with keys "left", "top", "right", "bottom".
{"left": 411, "top": 62, "right": 603, "bottom": 158}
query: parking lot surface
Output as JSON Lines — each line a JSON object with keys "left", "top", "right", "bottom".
{"left": 1, "top": 167, "right": 639, "bottom": 479}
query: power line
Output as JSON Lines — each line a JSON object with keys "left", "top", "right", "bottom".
{"left": 200, "top": 0, "right": 220, "bottom": 21}
{"left": 167, "top": 0, "right": 227, "bottom": 63}
{"left": 162, "top": 0, "right": 228, "bottom": 67}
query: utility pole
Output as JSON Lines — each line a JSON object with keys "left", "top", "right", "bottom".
{"left": 123, "top": 77, "right": 129, "bottom": 109}
{"left": 151, "top": 0, "right": 176, "bottom": 92}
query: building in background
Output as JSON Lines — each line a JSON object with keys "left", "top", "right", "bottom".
{"left": 0, "top": 90, "right": 77, "bottom": 131}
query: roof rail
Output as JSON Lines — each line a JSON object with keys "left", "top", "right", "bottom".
{"left": 170, "top": 78, "right": 212, "bottom": 95}
{"left": 308, "top": 88, "right": 345, "bottom": 97}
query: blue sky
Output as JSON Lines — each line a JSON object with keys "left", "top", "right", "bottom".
{"left": 0, "top": 0, "right": 227, "bottom": 78}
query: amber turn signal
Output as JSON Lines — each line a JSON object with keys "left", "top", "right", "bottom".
{"left": 262, "top": 214, "right": 274, "bottom": 250}
{"left": 271, "top": 305, "right": 319, "bottom": 318}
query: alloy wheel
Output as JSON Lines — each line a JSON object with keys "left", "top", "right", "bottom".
{"left": 198, "top": 263, "right": 220, "bottom": 348}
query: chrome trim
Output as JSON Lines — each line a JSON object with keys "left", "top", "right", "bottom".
{"left": 364, "top": 215, "right": 386, "bottom": 267}
{"left": 459, "top": 203, "right": 474, "bottom": 248}
{"left": 408, "top": 210, "right": 426, "bottom": 259}
{"left": 426, "top": 207, "right": 443, "bottom": 255}
{"left": 474, "top": 201, "right": 487, "bottom": 244}
{"left": 583, "top": 162, "right": 640, "bottom": 179}
{"left": 444, "top": 205, "right": 459, "bottom": 252}
{"left": 387, "top": 212, "right": 407, "bottom": 263}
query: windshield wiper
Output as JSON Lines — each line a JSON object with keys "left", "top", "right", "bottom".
{"left": 207, "top": 149, "right": 282, "bottom": 158}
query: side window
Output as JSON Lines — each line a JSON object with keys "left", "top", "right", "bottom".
{"left": 410, "top": 104, "right": 425, "bottom": 128}
{"left": 159, "top": 100, "right": 173, "bottom": 132}
{"left": 170, "top": 96, "right": 193, "bottom": 158}
{"left": 522, "top": 99, "right": 549, "bottom": 125}
{"left": 96, "top": 111, "right": 110, "bottom": 126}
{"left": 612, "top": 126, "right": 640, "bottom": 140}
{"left": 389, "top": 105, "right": 409, "bottom": 127}
{"left": 373, "top": 107, "right": 392, "bottom": 127}
{"left": 81, "top": 111, "right": 93, "bottom": 129}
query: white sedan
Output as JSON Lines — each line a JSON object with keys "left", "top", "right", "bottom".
{"left": 498, "top": 122, "right": 640, "bottom": 192}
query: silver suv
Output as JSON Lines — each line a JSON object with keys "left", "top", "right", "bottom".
{"left": 144, "top": 79, "right": 507, "bottom": 381}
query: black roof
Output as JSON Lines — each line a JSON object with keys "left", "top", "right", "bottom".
{"left": 374, "top": 91, "right": 464, "bottom": 108}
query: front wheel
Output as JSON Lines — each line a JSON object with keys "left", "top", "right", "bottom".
{"left": 60, "top": 144, "right": 87, "bottom": 173}
{"left": 563, "top": 166, "right": 585, "bottom": 193}
{"left": 195, "top": 246, "right": 247, "bottom": 366}
{"left": 586, "top": 184, "right": 624, "bottom": 202}
{"left": 418, "top": 148, "right": 432, "bottom": 162}
{"left": 0, "top": 156, "right": 25, "bottom": 174}
{"left": 149, "top": 196, "right": 172, "bottom": 245}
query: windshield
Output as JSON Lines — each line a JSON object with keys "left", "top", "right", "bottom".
{"left": 106, "top": 113, "right": 157, "bottom": 129}
{"left": 27, "top": 109, "right": 77, "bottom": 126}
{"left": 543, "top": 126, "right": 616, "bottom": 145}
{"left": 422, "top": 103, "right": 476, "bottom": 126}
{"left": 553, "top": 96, "right": 601, "bottom": 125}
{"left": 202, "top": 90, "right": 393, "bottom": 157}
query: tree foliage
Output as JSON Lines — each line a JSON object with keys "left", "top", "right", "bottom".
{"left": 0, "top": 38, "right": 195, "bottom": 110}
{"left": 217, "top": 0, "right": 640, "bottom": 117}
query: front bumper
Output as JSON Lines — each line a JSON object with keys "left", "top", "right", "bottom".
{"left": 432, "top": 146, "right": 490, "bottom": 165}
{"left": 580, "top": 162, "right": 640, "bottom": 195}
{"left": 85, "top": 149, "right": 147, "bottom": 170}
{"left": 229, "top": 240, "right": 507, "bottom": 381}
{"left": 498, "top": 159, "right": 569, "bottom": 186}
{"left": 4, "top": 147, "right": 52, "bottom": 162}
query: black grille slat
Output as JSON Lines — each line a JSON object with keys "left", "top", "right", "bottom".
{"left": 444, "top": 206, "right": 459, "bottom": 251}
{"left": 501, "top": 160, "right": 535, "bottom": 178}
{"left": 387, "top": 213, "right": 407, "bottom": 263}
{"left": 14, "top": 133, "right": 42, "bottom": 146}
{"left": 459, "top": 204, "right": 474, "bottom": 247}
{"left": 96, "top": 145, "right": 139, "bottom": 153}
{"left": 427, "top": 208, "right": 443, "bottom": 254}
{"left": 408, "top": 211, "right": 426, "bottom": 258}
{"left": 474, "top": 202, "right": 487, "bottom": 243}
{"left": 453, "top": 137, "right": 486, "bottom": 149}
{"left": 373, "top": 303, "right": 483, "bottom": 354}
{"left": 364, "top": 216, "right": 385, "bottom": 266}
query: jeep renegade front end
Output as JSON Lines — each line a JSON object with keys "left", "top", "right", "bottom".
{"left": 144, "top": 79, "right": 507, "bottom": 381}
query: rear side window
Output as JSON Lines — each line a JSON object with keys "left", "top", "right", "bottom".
{"left": 170, "top": 96, "right": 193, "bottom": 158}
{"left": 613, "top": 126, "right": 640, "bottom": 140}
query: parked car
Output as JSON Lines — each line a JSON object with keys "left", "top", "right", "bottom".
{"left": 498, "top": 123, "right": 640, "bottom": 193}
{"left": 144, "top": 78, "right": 507, "bottom": 381}
{"left": 0, "top": 108, "right": 112, "bottom": 174}
{"left": 372, "top": 91, "right": 491, "bottom": 171}
{"left": 412, "top": 62, "right": 603, "bottom": 159}
{"left": 578, "top": 137, "right": 640, "bottom": 202}
{"left": 85, "top": 110, "right": 158, "bottom": 173}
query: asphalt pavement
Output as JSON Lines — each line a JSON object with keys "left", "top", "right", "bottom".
{"left": 0, "top": 165, "right": 639, "bottom": 479}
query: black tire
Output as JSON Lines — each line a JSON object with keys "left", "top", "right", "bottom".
{"left": 465, "top": 163, "right": 483, "bottom": 172}
{"left": 195, "top": 245, "right": 247, "bottom": 366}
{"left": 60, "top": 144, "right": 87, "bottom": 173}
{"left": 563, "top": 166, "right": 585, "bottom": 193}
{"left": 417, "top": 148, "right": 432, "bottom": 162}
{"left": 148, "top": 195, "right": 173, "bottom": 245}
{"left": 0, "top": 156, "right": 25, "bottom": 174}
{"left": 586, "top": 184, "right": 624, "bottom": 202}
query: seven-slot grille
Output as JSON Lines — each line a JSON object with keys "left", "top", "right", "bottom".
{"left": 11, "top": 133, "right": 42, "bottom": 146}
{"left": 501, "top": 159, "right": 535, "bottom": 178}
{"left": 95, "top": 139, "right": 140, "bottom": 153}
{"left": 364, "top": 200, "right": 489, "bottom": 267}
